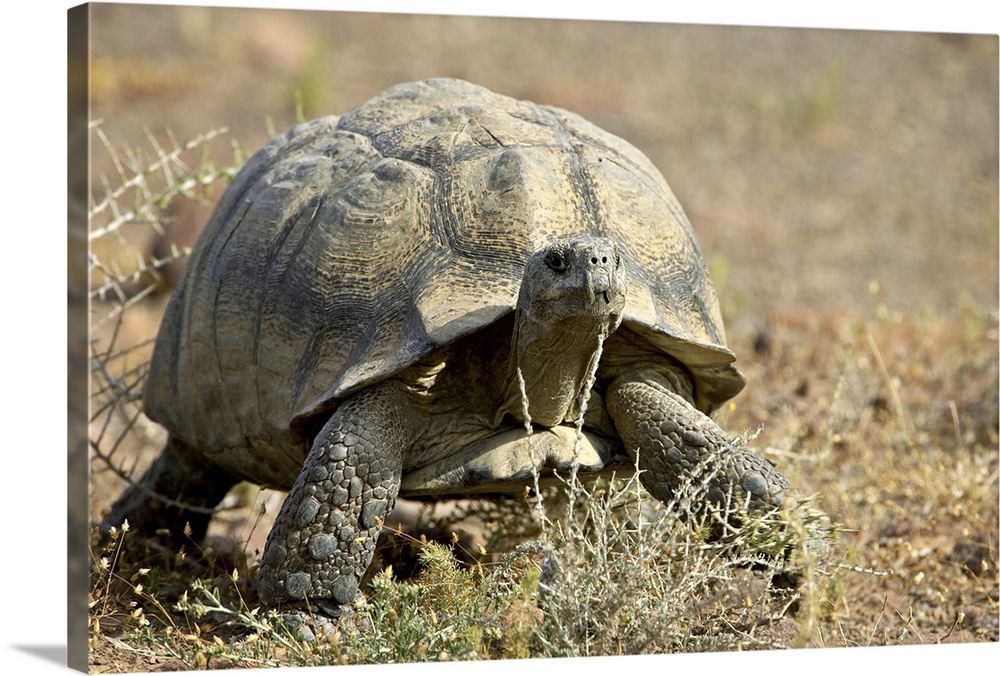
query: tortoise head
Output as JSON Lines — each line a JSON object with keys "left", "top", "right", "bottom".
{"left": 518, "top": 236, "right": 628, "bottom": 326}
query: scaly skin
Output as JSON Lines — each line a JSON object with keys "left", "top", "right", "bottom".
{"left": 257, "top": 379, "right": 424, "bottom": 616}
{"left": 606, "top": 368, "right": 789, "bottom": 517}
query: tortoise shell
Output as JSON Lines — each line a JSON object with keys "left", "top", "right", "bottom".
{"left": 143, "top": 78, "right": 743, "bottom": 478}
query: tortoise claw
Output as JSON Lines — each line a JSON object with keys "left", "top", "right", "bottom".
{"left": 277, "top": 599, "right": 345, "bottom": 643}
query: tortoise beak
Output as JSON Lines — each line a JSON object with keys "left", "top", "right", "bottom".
{"left": 579, "top": 239, "right": 626, "bottom": 311}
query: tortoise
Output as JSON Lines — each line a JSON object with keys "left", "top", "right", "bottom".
{"left": 104, "top": 78, "right": 791, "bottom": 623}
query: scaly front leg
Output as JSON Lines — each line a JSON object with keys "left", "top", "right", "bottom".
{"left": 606, "top": 368, "right": 789, "bottom": 519}
{"left": 257, "top": 379, "right": 425, "bottom": 629}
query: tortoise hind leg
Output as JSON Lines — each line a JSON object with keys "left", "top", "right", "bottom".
{"left": 101, "top": 435, "right": 239, "bottom": 544}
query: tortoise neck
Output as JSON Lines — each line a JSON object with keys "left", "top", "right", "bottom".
{"left": 496, "top": 311, "right": 612, "bottom": 428}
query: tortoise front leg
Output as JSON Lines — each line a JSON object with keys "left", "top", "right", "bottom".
{"left": 257, "top": 379, "right": 424, "bottom": 623}
{"left": 606, "top": 368, "right": 789, "bottom": 517}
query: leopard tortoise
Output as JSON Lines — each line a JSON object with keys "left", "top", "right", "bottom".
{"left": 104, "top": 78, "right": 791, "bottom": 624}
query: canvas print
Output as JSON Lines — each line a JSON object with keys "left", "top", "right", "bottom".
{"left": 74, "top": 2, "right": 998, "bottom": 672}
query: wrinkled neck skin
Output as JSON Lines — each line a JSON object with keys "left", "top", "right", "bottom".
{"left": 496, "top": 237, "right": 627, "bottom": 428}
{"left": 498, "top": 310, "right": 614, "bottom": 428}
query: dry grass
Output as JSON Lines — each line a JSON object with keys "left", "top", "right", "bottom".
{"left": 721, "top": 303, "right": 998, "bottom": 647}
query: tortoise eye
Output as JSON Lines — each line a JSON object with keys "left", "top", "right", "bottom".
{"left": 545, "top": 250, "right": 568, "bottom": 273}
